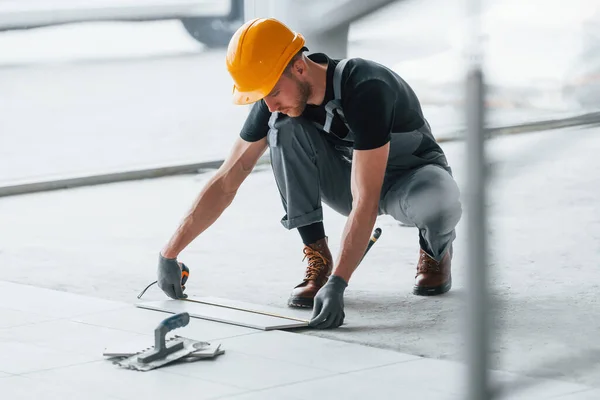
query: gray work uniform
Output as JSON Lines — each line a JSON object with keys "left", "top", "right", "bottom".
{"left": 265, "top": 58, "right": 462, "bottom": 261}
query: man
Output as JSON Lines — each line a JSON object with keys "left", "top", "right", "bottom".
{"left": 156, "top": 18, "right": 462, "bottom": 329}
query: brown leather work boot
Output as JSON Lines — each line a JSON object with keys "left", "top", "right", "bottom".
{"left": 413, "top": 246, "right": 452, "bottom": 296}
{"left": 288, "top": 237, "right": 333, "bottom": 308}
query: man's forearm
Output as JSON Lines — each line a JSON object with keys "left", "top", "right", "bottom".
{"left": 161, "top": 174, "right": 236, "bottom": 258}
{"left": 332, "top": 202, "right": 379, "bottom": 282}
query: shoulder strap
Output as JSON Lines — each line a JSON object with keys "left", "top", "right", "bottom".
{"left": 333, "top": 58, "right": 350, "bottom": 100}
{"left": 267, "top": 111, "right": 280, "bottom": 146}
{"left": 323, "top": 58, "right": 350, "bottom": 133}
{"left": 268, "top": 111, "right": 279, "bottom": 129}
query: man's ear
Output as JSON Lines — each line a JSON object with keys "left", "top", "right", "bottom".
{"left": 292, "top": 57, "right": 305, "bottom": 76}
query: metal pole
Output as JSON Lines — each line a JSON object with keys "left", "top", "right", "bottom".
{"left": 465, "top": 0, "right": 491, "bottom": 398}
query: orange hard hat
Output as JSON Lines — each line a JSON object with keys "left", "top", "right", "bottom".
{"left": 226, "top": 17, "right": 306, "bottom": 105}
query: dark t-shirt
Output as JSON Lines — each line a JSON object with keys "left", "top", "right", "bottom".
{"left": 239, "top": 53, "right": 428, "bottom": 151}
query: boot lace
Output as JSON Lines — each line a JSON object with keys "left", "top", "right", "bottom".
{"left": 418, "top": 251, "right": 441, "bottom": 273}
{"left": 302, "top": 246, "right": 329, "bottom": 281}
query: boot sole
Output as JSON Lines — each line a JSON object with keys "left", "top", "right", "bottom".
{"left": 287, "top": 296, "right": 314, "bottom": 308}
{"left": 413, "top": 278, "right": 452, "bottom": 296}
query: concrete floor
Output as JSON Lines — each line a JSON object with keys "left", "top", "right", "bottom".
{"left": 1, "top": 124, "right": 599, "bottom": 389}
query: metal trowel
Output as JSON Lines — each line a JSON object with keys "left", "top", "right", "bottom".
{"left": 104, "top": 338, "right": 224, "bottom": 360}
{"left": 114, "top": 312, "right": 203, "bottom": 371}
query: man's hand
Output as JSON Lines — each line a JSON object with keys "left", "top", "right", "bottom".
{"left": 157, "top": 253, "right": 188, "bottom": 299}
{"left": 309, "top": 275, "right": 348, "bottom": 329}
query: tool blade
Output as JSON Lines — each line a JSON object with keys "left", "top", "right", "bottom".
{"left": 105, "top": 337, "right": 223, "bottom": 361}
{"left": 114, "top": 337, "right": 202, "bottom": 371}
{"left": 104, "top": 336, "right": 210, "bottom": 358}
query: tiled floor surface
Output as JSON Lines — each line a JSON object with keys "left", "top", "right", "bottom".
{"left": 1, "top": 281, "right": 598, "bottom": 399}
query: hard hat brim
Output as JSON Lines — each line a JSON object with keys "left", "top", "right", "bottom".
{"left": 231, "top": 85, "right": 268, "bottom": 105}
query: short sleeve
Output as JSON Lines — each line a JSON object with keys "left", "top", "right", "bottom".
{"left": 240, "top": 100, "right": 271, "bottom": 142}
{"left": 343, "top": 80, "right": 396, "bottom": 150}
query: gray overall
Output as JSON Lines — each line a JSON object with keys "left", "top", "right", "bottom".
{"left": 266, "top": 59, "right": 462, "bottom": 260}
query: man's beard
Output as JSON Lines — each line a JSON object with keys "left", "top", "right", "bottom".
{"left": 286, "top": 77, "right": 312, "bottom": 117}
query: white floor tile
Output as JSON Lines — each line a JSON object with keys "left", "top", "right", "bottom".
{"left": 0, "top": 371, "right": 12, "bottom": 378}
{"left": 549, "top": 389, "right": 600, "bottom": 400}
{"left": 344, "top": 357, "right": 466, "bottom": 394}
{"left": 163, "top": 349, "right": 338, "bottom": 390}
{"left": 73, "top": 307, "right": 259, "bottom": 339}
{"left": 25, "top": 360, "right": 244, "bottom": 400}
{"left": 253, "top": 373, "right": 460, "bottom": 400}
{"left": 0, "top": 342, "right": 98, "bottom": 374}
{"left": 215, "top": 387, "right": 303, "bottom": 400}
{"left": 179, "top": 317, "right": 262, "bottom": 341}
{"left": 218, "top": 330, "right": 419, "bottom": 372}
{"left": 136, "top": 300, "right": 307, "bottom": 330}
{"left": 0, "top": 375, "right": 122, "bottom": 399}
{"left": 0, "top": 319, "right": 148, "bottom": 358}
{"left": 0, "top": 307, "right": 55, "bottom": 328}
{"left": 188, "top": 296, "right": 313, "bottom": 321}
{"left": 0, "top": 281, "right": 127, "bottom": 318}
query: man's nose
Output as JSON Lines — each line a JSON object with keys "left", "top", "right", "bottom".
{"left": 264, "top": 98, "right": 279, "bottom": 113}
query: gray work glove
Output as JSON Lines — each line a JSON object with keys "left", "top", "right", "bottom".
{"left": 157, "top": 253, "right": 188, "bottom": 299}
{"left": 309, "top": 275, "right": 348, "bottom": 329}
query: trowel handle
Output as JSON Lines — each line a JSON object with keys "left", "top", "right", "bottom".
{"left": 161, "top": 312, "right": 190, "bottom": 332}
{"left": 152, "top": 313, "right": 190, "bottom": 353}
{"left": 140, "top": 312, "right": 190, "bottom": 363}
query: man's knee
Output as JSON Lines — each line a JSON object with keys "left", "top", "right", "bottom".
{"left": 417, "top": 197, "right": 462, "bottom": 234}
{"left": 405, "top": 169, "right": 462, "bottom": 231}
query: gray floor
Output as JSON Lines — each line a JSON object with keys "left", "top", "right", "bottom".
{"left": 1, "top": 124, "right": 599, "bottom": 392}
{"left": 1, "top": 280, "right": 599, "bottom": 399}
